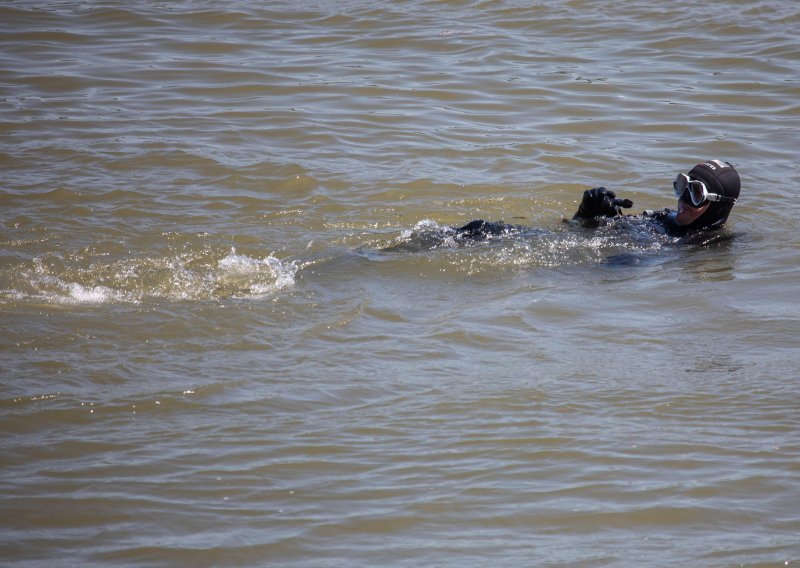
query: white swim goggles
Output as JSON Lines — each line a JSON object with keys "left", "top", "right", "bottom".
{"left": 673, "top": 173, "right": 737, "bottom": 207}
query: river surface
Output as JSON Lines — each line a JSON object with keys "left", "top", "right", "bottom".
{"left": 2, "top": 1, "right": 800, "bottom": 566}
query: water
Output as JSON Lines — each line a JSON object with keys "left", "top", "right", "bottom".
{"left": 2, "top": 1, "right": 800, "bottom": 566}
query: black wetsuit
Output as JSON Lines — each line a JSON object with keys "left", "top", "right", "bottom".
{"left": 431, "top": 162, "right": 741, "bottom": 259}
{"left": 454, "top": 208, "right": 687, "bottom": 240}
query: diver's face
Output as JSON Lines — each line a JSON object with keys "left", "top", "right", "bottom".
{"left": 675, "top": 197, "right": 710, "bottom": 226}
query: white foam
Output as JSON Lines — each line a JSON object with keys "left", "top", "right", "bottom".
{"left": 14, "top": 260, "right": 130, "bottom": 305}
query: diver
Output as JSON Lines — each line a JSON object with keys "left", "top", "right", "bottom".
{"left": 455, "top": 159, "right": 741, "bottom": 239}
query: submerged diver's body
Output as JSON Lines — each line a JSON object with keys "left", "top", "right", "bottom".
{"left": 455, "top": 160, "right": 741, "bottom": 240}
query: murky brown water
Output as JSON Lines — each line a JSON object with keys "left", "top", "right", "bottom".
{"left": 2, "top": 1, "right": 800, "bottom": 566}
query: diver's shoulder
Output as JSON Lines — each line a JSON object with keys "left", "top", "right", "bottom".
{"left": 640, "top": 208, "right": 690, "bottom": 237}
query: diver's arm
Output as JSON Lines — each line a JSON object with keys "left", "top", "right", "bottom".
{"left": 572, "top": 187, "right": 633, "bottom": 220}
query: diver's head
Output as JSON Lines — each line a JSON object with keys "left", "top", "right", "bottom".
{"left": 674, "top": 159, "right": 740, "bottom": 229}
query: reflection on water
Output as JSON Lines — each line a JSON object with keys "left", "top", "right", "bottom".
{"left": 2, "top": 1, "right": 800, "bottom": 566}
{"left": 677, "top": 238, "right": 738, "bottom": 283}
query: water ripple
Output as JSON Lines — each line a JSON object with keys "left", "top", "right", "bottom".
{"left": 3, "top": 2, "right": 800, "bottom": 566}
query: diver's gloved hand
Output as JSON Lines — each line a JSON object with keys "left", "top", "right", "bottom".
{"left": 573, "top": 187, "right": 633, "bottom": 219}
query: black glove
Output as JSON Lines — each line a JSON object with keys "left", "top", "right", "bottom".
{"left": 573, "top": 187, "right": 633, "bottom": 220}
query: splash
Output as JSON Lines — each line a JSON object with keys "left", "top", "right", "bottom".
{"left": 0, "top": 248, "right": 298, "bottom": 305}
{"left": 216, "top": 248, "right": 298, "bottom": 298}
